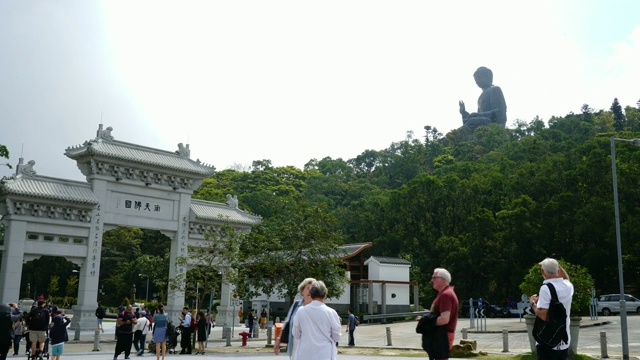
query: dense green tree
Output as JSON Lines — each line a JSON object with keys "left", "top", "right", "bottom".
{"left": 625, "top": 106, "right": 640, "bottom": 132}
{"left": 611, "top": 97, "right": 626, "bottom": 131}
{"left": 87, "top": 229, "right": 172, "bottom": 305}
{"left": 581, "top": 103, "right": 594, "bottom": 123}
{"left": 48, "top": 275, "right": 60, "bottom": 299}
{"left": 235, "top": 200, "right": 348, "bottom": 304}
{"left": 347, "top": 149, "right": 382, "bottom": 178}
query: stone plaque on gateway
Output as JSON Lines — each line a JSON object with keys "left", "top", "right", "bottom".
{"left": 110, "top": 193, "right": 174, "bottom": 220}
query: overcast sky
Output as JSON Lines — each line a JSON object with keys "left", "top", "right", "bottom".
{"left": 1, "top": 1, "right": 639, "bottom": 181}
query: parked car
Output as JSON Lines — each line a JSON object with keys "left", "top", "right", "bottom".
{"left": 505, "top": 300, "right": 533, "bottom": 317}
{"left": 597, "top": 294, "right": 640, "bottom": 316}
{"left": 459, "top": 298, "right": 508, "bottom": 318}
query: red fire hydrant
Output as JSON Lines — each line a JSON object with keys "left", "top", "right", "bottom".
{"left": 239, "top": 331, "right": 251, "bottom": 347}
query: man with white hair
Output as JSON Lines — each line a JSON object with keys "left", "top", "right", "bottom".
{"left": 529, "top": 258, "right": 573, "bottom": 360}
{"left": 430, "top": 268, "right": 458, "bottom": 355}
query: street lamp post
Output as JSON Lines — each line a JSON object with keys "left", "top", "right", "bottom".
{"left": 610, "top": 136, "right": 640, "bottom": 360}
{"left": 139, "top": 274, "right": 150, "bottom": 303}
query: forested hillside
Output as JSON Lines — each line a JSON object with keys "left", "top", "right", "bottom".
{"left": 194, "top": 99, "right": 640, "bottom": 305}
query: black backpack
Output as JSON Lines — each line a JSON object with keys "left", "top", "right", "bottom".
{"left": 532, "top": 283, "right": 568, "bottom": 348}
{"left": 27, "top": 307, "right": 49, "bottom": 330}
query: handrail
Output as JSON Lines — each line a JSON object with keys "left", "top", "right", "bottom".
{"left": 362, "top": 310, "right": 429, "bottom": 321}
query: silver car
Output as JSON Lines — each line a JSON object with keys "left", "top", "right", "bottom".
{"left": 597, "top": 294, "right": 640, "bottom": 316}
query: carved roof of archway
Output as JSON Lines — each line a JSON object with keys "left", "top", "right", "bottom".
{"left": 190, "top": 199, "right": 262, "bottom": 226}
{"left": 0, "top": 174, "right": 99, "bottom": 205}
{"left": 65, "top": 126, "right": 215, "bottom": 177}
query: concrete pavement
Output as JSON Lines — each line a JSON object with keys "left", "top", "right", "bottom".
{"left": 14, "top": 314, "right": 640, "bottom": 359}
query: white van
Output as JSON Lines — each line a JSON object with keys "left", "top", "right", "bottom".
{"left": 597, "top": 294, "right": 640, "bottom": 315}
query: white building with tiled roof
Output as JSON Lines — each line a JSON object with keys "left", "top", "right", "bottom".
{"left": 364, "top": 256, "right": 412, "bottom": 312}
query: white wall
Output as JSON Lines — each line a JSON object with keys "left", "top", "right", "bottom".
{"left": 367, "top": 262, "right": 410, "bottom": 306}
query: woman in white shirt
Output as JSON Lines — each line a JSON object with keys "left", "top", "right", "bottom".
{"left": 292, "top": 280, "right": 342, "bottom": 360}
{"left": 274, "top": 277, "right": 315, "bottom": 358}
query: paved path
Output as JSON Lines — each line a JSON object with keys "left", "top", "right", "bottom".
{"left": 16, "top": 314, "right": 639, "bottom": 359}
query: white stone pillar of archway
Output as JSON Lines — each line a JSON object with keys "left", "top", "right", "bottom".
{"left": 216, "top": 278, "right": 235, "bottom": 330}
{"left": 70, "top": 185, "right": 104, "bottom": 331}
{"left": 165, "top": 192, "right": 190, "bottom": 323}
{"left": 0, "top": 219, "right": 27, "bottom": 303}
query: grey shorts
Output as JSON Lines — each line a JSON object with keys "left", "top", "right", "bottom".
{"left": 30, "top": 330, "right": 47, "bottom": 343}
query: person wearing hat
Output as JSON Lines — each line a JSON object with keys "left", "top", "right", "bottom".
{"left": 49, "top": 313, "right": 71, "bottom": 360}
{"left": 133, "top": 311, "right": 150, "bottom": 356}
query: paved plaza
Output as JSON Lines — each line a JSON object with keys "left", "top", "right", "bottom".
{"left": 15, "top": 314, "right": 640, "bottom": 359}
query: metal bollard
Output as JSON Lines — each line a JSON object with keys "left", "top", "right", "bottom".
{"left": 385, "top": 326, "right": 392, "bottom": 346}
{"left": 93, "top": 330, "right": 101, "bottom": 351}
{"left": 253, "top": 323, "right": 259, "bottom": 338}
{"left": 461, "top": 328, "right": 468, "bottom": 340}
{"left": 267, "top": 326, "right": 273, "bottom": 345}
{"left": 502, "top": 329, "right": 509, "bottom": 352}
{"left": 600, "top": 331, "right": 608, "bottom": 358}
{"left": 226, "top": 327, "right": 232, "bottom": 347}
{"left": 74, "top": 325, "right": 81, "bottom": 341}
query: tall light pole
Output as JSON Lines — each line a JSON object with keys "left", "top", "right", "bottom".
{"left": 139, "top": 274, "right": 149, "bottom": 303}
{"left": 610, "top": 136, "right": 640, "bottom": 360}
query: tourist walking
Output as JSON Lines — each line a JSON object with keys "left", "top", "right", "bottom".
{"left": 113, "top": 304, "right": 137, "bottom": 360}
{"left": 346, "top": 309, "right": 356, "bottom": 346}
{"left": 95, "top": 302, "right": 105, "bottom": 333}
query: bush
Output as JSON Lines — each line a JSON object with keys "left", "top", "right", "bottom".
{"left": 519, "top": 260, "right": 594, "bottom": 315}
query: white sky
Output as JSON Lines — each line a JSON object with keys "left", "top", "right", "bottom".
{"left": 1, "top": 0, "right": 639, "bottom": 181}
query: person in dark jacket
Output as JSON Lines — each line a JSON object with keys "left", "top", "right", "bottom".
{"left": 247, "top": 309, "right": 255, "bottom": 338}
{"left": 416, "top": 312, "right": 449, "bottom": 360}
{"left": 95, "top": 302, "right": 105, "bottom": 333}
{"left": 114, "top": 304, "right": 137, "bottom": 360}
{"left": 0, "top": 304, "right": 14, "bottom": 360}
{"left": 195, "top": 312, "right": 207, "bottom": 355}
{"left": 26, "top": 300, "right": 50, "bottom": 360}
{"left": 49, "top": 313, "right": 71, "bottom": 360}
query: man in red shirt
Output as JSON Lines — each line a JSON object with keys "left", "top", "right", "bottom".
{"left": 431, "top": 268, "right": 459, "bottom": 350}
